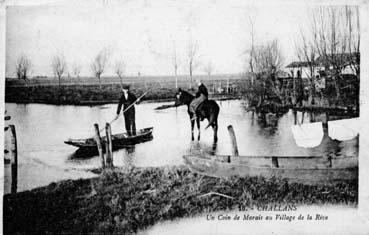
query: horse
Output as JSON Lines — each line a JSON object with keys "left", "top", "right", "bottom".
{"left": 175, "top": 88, "right": 219, "bottom": 143}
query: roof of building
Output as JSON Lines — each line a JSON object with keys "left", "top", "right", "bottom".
{"left": 286, "top": 61, "right": 317, "bottom": 68}
{"left": 315, "top": 52, "right": 359, "bottom": 66}
{"left": 286, "top": 52, "right": 360, "bottom": 68}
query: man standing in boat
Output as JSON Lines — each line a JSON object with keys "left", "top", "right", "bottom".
{"left": 190, "top": 79, "right": 208, "bottom": 120}
{"left": 115, "top": 85, "right": 140, "bottom": 136}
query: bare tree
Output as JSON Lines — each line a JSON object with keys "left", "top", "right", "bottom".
{"left": 203, "top": 61, "right": 213, "bottom": 77}
{"left": 72, "top": 63, "right": 82, "bottom": 78}
{"left": 248, "top": 15, "right": 256, "bottom": 75}
{"left": 313, "top": 8, "right": 347, "bottom": 72}
{"left": 302, "top": 6, "right": 360, "bottom": 100}
{"left": 15, "top": 54, "right": 32, "bottom": 84}
{"left": 51, "top": 54, "right": 67, "bottom": 89}
{"left": 114, "top": 59, "right": 126, "bottom": 89}
{"left": 251, "top": 39, "right": 284, "bottom": 75}
{"left": 249, "top": 39, "right": 286, "bottom": 106}
{"left": 187, "top": 38, "right": 200, "bottom": 89}
{"left": 313, "top": 7, "right": 343, "bottom": 99}
{"left": 243, "top": 8, "right": 258, "bottom": 86}
{"left": 91, "top": 49, "right": 109, "bottom": 90}
{"left": 295, "top": 30, "right": 318, "bottom": 104}
{"left": 344, "top": 6, "right": 360, "bottom": 77}
{"left": 171, "top": 40, "right": 180, "bottom": 89}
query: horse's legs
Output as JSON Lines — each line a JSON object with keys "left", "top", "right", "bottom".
{"left": 190, "top": 114, "right": 195, "bottom": 141}
{"left": 212, "top": 121, "right": 218, "bottom": 143}
{"left": 196, "top": 118, "right": 201, "bottom": 141}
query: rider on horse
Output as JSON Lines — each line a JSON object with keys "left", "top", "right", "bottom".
{"left": 190, "top": 79, "right": 208, "bottom": 121}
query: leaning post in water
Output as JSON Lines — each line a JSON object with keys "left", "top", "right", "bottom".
{"left": 94, "top": 123, "right": 105, "bottom": 169}
{"left": 105, "top": 123, "right": 113, "bottom": 168}
{"left": 9, "top": 125, "right": 18, "bottom": 194}
{"left": 227, "top": 125, "right": 239, "bottom": 157}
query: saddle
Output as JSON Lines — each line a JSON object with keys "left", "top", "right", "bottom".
{"left": 196, "top": 102, "right": 207, "bottom": 121}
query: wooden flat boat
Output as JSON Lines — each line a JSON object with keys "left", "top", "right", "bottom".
{"left": 183, "top": 154, "right": 358, "bottom": 185}
{"left": 65, "top": 127, "right": 153, "bottom": 151}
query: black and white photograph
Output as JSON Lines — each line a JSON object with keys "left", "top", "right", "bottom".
{"left": 1, "top": 0, "right": 368, "bottom": 234}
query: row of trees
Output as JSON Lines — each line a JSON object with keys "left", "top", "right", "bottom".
{"left": 15, "top": 54, "right": 81, "bottom": 83}
{"left": 15, "top": 39, "right": 214, "bottom": 91}
{"left": 15, "top": 50, "right": 124, "bottom": 91}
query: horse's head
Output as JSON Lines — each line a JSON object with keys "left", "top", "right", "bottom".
{"left": 174, "top": 88, "right": 192, "bottom": 106}
{"left": 174, "top": 88, "right": 184, "bottom": 106}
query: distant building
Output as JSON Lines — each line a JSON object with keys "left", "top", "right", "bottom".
{"left": 285, "top": 61, "right": 323, "bottom": 79}
{"left": 286, "top": 52, "right": 359, "bottom": 79}
{"left": 315, "top": 53, "right": 359, "bottom": 75}
{"left": 286, "top": 53, "right": 360, "bottom": 93}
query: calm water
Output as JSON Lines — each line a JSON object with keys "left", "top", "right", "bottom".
{"left": 4, "top": 100, "right": 358, "bottom": 192}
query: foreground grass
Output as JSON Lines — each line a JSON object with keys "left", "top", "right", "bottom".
{"left": 3, "top": 166, "right": 357, "bottom": 234}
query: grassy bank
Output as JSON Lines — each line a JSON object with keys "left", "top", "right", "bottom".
{"left": 5, "top": 77, "right": 245, "bottom": 105}
{"left": 5, "top": 84, "right": 178, "bottom": 105}
{"left": 4, "top": 166, "right": 357, "bottom": 234}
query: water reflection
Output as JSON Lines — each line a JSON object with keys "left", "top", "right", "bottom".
{"left": 114, "top": 146, "right": 136, "bottom": 171}
{"left": 188, "top": 141, "right": 217, "bottom": 156}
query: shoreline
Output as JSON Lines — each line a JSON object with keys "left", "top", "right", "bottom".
{"left": 5, "top": 95, "right": 241, "bottom": 106}
{"left": 4, "top": 78, "right": 246, "bottom": 106}
{"left": 3, "top": 166, "right": 357, "bottom": 234}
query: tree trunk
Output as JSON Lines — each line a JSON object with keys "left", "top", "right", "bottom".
{"left": 175, "top": 67, "right": 178, "bottom": 89}
{"left": 309, "top": 77, "right": 316, "bottom": 105}
{"left": 293, "top": 76, "right": 296, "bottom": 105}
{"left": 334, "top": 75, "right": 340, "bottom": 101}
{"left": 58, "top": 76, "right": 61, "bottom": 104}
{"left": 119, "top": 76, "right": 123, "bottom": 90}
{"left": 98, "top": 75, "right": 102, "bottom": 90}
{"left": 189, "top": 62, "right": 193, "bottom": 89}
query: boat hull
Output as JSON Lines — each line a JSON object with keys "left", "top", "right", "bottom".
{"left": 65, "top": 127, "right": 153, "bottom": 154}
{"left": 183, "top": 154, "right": 358, "bottom": 185}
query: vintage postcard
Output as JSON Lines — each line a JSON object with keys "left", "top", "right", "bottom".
{"left": 1, "top": 0, "right": 368, "bottom": 234}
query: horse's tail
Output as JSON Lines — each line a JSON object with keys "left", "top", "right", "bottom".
{"left": 205, "top": 103, "right": 219, "bottom": 129}
{"left": 205, "top": 120, "right": 214, "bottom": 129}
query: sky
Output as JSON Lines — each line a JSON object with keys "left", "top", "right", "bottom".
{"left": 4, "top": 0, "right": 354, "bottom": 77}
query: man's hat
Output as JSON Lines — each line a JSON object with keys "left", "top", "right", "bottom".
{"left": 122, "top": 84, "right": 130, "bottom": 90}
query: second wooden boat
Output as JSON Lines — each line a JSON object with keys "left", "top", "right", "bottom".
{"left": 183, "top": 154, "right": 358, "bottom": 185}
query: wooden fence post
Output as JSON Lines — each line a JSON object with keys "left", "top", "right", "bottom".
{"left": 104, "top": 140, "right": 111, "bottom": 169}
{"left": 105, "top": 123, "right": 113, "bottom": 168}
{"left": 310, "top": 112, "right": 315, "bottom": 122}
{"left": 227, "top": 125, "right": 239, "bottom": 157}
{"left": 323, "top": 112, "right": 329, "bottom": 128}
{"left": 9, "top": 125, "right": 18, "bottom": 194}
{"left": 94, "top": 123, "right": 105, "bottom": 169}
